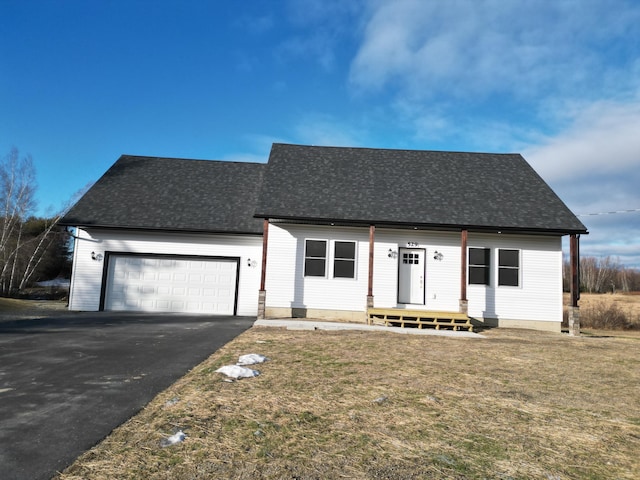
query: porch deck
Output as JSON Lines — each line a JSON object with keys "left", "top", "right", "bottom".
{"left": 367, "top": 308, "right": 474, "bottom": 332}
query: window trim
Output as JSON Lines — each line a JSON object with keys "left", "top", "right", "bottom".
{"left": 468, "top": 247, "right": 490, "bottom": 286}
{"left": 498, "top": 248, "right": 520, "bottom": 287}
{"left": 304, "top": 239, "right": 328, "bottom": 277}
{"left": 333, "top": 240, "right": 357, "bottom": 279}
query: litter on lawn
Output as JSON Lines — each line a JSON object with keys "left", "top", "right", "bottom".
{"left": 160, "top": 430, "right": 186, "bottom": 447}
{"left": 215, "top": 365, "right": 260, "bottom": 379}
{"left": 237, "top": 353, "right": 269, "bottom": 365}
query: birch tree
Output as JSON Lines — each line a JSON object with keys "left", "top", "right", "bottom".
{"left": 0, "top": 147, "right": 73, "bottom": 296}
{"left": 0, "top": 148, "right": 37, "bottom": 293}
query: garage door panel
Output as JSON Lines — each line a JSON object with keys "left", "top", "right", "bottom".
{"left": 105, "top": 255, "right": 237, "bottom": 314}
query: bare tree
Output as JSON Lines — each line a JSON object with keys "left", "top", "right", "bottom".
{"left": 580, "top": 256, "right": 597, "bottom": 293}
{"left": 0, "top": 148, "right": 37, "bottom": 294}
{"left": 594, "top": 256, "right": 618, "bottom": 293}
{"left": 16, "top": 215, "right": 64, "bottom": 291}
{"left": 576, "top": 255, "right": 640, "bottom": 294}
{"left": 617, "top": 266, "right": 631, "bottom": 292}
{"left": 0, "top": 147, "right": 75, "bottom": 296}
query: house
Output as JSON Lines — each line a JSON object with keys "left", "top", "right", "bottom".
{"left": 60, "top": 144, "right": 587, "bottom": 332}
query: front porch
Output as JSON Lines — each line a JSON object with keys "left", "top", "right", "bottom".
{"left": 367, "top": 308, "right": 475, "bottom": 332}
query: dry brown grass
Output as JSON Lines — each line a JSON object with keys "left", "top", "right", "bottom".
{"left": 577, "top": 293, "right": 640, "bottom": 319}
{"left": 564, "top": 293, "right": 640, "bottom": 331}
{"left": 55, "top": 327, "right": 640, "bottom": 480}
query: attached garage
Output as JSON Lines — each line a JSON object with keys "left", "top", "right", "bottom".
{"left": 102, "top": 254, "right": 240, "bottom": 314}
{"left": 60, "top": 157, "right": 266, "bottom": 316}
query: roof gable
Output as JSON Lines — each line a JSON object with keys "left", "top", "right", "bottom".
{"left": 255, "top": 144, "right": 587, "bottom": 234}
{"left": 60, "top": 155, "right": 265, "bottom": 234}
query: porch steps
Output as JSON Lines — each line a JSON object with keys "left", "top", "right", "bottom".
{"left": 367, "top": 308, "right": 474, "bottom": 332}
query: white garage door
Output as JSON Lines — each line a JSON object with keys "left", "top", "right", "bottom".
{"left": 104, "top": 255, "right": 238, "bottom": 314}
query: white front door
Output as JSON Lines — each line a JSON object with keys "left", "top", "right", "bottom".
{"left": 398, "top": 248, "right": 425, "bottom": 304}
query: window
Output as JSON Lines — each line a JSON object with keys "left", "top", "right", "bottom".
{"left": 304, "top": 240, "right": 327, "bottom": 277}
{"left": 498, "top": 249, "right": 520, "bottom": 286}
{"left": 469, "top": 248, "right": 490, "bottom": 285}
{"left": 402, "top": 252, "right": 419, "bottom": 264}
{"left": 334, "top": 241, "right": 356, "bottom": 278}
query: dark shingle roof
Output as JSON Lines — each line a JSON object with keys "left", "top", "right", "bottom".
{"left": 60, "top": 155, "right": 265, "bottom": 234}
{"left": 255, "top": 144, "right": 587, "bottom": 234}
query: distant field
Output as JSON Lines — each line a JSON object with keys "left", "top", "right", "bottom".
{"left": 565, "top": 292, "right": 640, "bottom": 330}
{"left": 56, "top": 327, "right": 640, "bottom": 480}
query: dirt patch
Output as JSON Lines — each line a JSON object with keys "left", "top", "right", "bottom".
{"left": 56, "top": 327, "right": 640, "bottom": 480}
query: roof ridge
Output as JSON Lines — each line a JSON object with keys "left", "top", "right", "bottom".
{"left": 117, "top": 154, "right": 266, "bottom": 166}
{"left": 271, "top": 143, "right": 522, "bottom": 156}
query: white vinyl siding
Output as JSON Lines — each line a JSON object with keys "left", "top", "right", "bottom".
{"left": 266, "top": 225, "right": 368, "bottom": 311}
{"left": 68, "top": 228, "right": 262, "bottom": 315}
{"left": 373, "top": 230, "right": 462, "bottom": 311}
{"left": 467, "top": 234, "right": 562, "bottom": 323}
{"left": 266, "top": 225, "right": 563, "bottom": 324}
{"left": 266, "top": 225, "right": 463, "bottom": 313}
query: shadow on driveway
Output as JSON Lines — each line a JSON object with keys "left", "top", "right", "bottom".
{"left": 0, "top": 311, "right": 255, "bottom": 480}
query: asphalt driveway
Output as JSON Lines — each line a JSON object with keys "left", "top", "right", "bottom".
{"left": 0, "top": 311, "right": 254, "bottom": 480}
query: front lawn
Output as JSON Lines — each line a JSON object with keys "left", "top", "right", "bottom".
{"left": 56, "top": 327, "right": 640, "bottom": 479}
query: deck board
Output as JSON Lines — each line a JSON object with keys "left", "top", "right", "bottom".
{"left": 367, "top": 308, "right": 474, "bottom": 332}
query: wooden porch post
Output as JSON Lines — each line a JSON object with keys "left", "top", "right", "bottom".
{"left": 367, "top": 225, "right": 375, "bottom": 310}
{"left": 568, "top": 234, "right": 581, "bottom": 335}
{"left": 257, "top": 219, "right": 269, "bottom": 319}
{"left": 459, "top": 229, "right": 468, "bottom": 314}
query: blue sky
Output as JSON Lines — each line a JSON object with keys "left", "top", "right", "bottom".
{"left": 1, "top": 0, "right": 639, "bottom": 267}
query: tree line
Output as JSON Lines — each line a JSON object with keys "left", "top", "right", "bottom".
{"left": 564, "top": 256, "right": 640, "bottom": 293}
{"left": 0, "top": 148, "right": 70, "bottom": 297}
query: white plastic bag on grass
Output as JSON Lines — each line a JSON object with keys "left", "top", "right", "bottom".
{"left": 160, "top": 430, "right": 186, "bottom": 447}
{"left": 215, "top": 365, "right": 260, "bottom": 379}
{"left": 237, "top": 353, "right": 269, "bottom": 366}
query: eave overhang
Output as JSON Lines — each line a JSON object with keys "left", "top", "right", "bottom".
{"left": 256, "top": 214, "right": 588, "bottom": 236}
{"left": 60, "top": 223, "right": 264, "bottom": 236}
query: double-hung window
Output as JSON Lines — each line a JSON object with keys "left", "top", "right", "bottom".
{"left": 498, "top": 249, "right": 520, "bottom": 286}
{"left": 469, "top": 247, "right": 490, "bottom": 285}
{"left": 333, "top": 241, "right": 356, "bottom": 278}
{"left": 304, "top": 240, "right": 327, "bottom": 277}
{"left": 304, "top": 239, "right": 356, "bottom": 278}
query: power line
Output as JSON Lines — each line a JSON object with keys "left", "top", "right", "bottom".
{"left": 577, "top": 208, "right": 640, "bottom": 217}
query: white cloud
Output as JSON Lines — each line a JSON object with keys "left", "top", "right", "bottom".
{"left": 274, "top": 0, "right": 364, "bottom": 71}
{"left": 525, "top": 100, "right": 640, "bottom": 182}
{"left": 349, "top": 0, "right": 640, "bottom": 101}
{"left": 522, "top": 99, "right": 640, "bottom": 268}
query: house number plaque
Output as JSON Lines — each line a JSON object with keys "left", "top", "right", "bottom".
{"left": 407, "top": 242, "right": 419, "bottom": 247}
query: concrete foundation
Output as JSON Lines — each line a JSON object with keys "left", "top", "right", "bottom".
{"left": 265, "top": 306, "right": 562, "bottom": 332}
{"left": 480, "top": 317, "right": 561, "bottom": 332}
{"left": 266, "top": 307, "right": 367, "bottom": 324}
